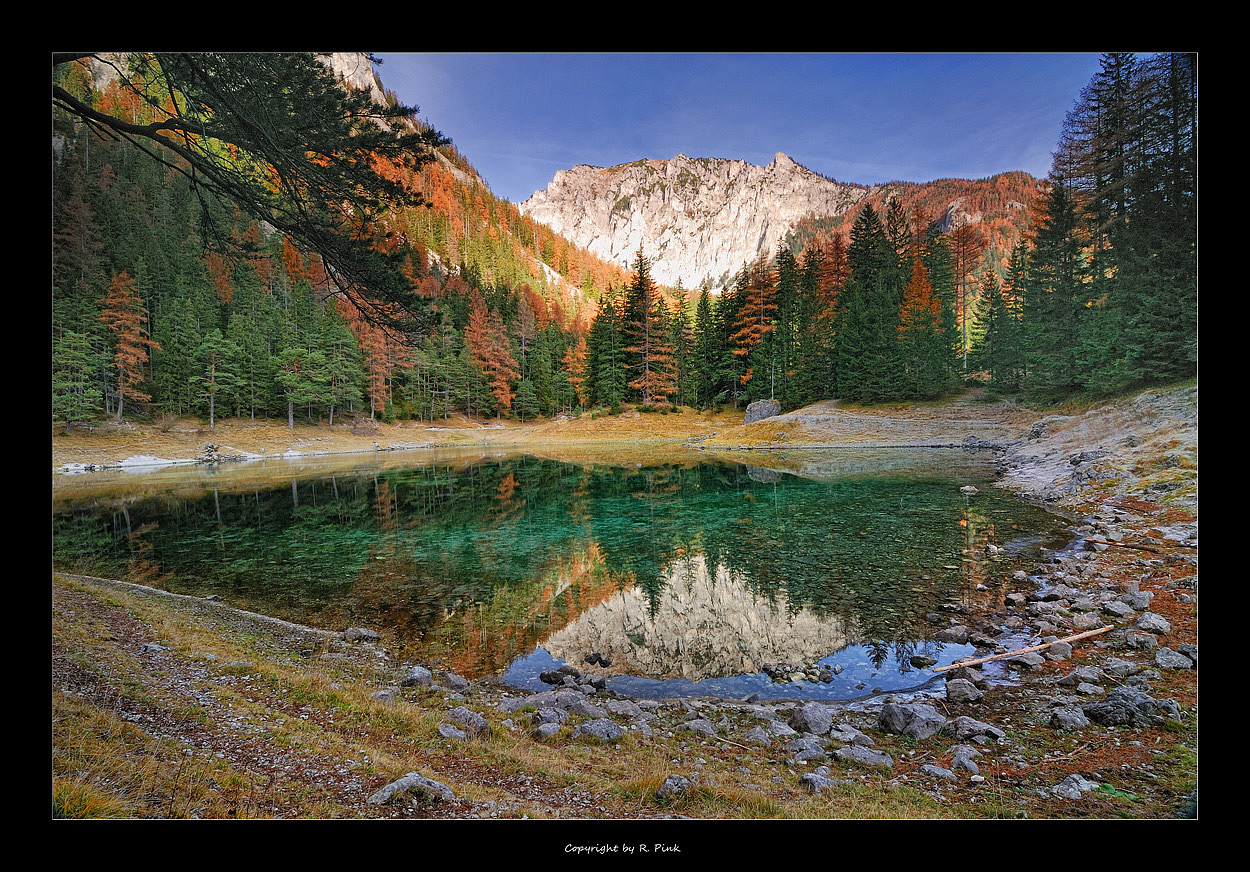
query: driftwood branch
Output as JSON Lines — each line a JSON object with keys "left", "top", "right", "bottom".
{"left": 1083, "top": 538, "right": 1162, "bottom": 553}
{"left": 934, "top": 625, "right": 1115, "bottom": 673}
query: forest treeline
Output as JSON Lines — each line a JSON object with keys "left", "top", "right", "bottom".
{"left": 52, "top": 52, "right": 1195, "bottom": 433}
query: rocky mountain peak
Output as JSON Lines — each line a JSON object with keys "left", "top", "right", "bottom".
{"left": 520, "top": 153, "right": 875, "bottom": 291}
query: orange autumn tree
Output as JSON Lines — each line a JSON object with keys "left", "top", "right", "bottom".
{"left": 896, "top": 256, "right": 950, "bottom": 399}
{"left": 99, "top": 271, "right": 160, "bottom": 419}
{"left": 729, "top": 255, "right": 778, "bottom": 390}
{"left": 563, "top": 332, "right": 590, "bottom": 409}
{"left": 465, "top": 288, "right": 519, "bottom": 417}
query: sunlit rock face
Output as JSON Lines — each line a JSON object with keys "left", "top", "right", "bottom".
{"left": 520, "top": 153, "right": 873, "bottom": 291}
{"left": 541, "top": 555, "right": 852, "bottom": 681}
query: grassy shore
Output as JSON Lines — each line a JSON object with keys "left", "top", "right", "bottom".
{"left": 52, "top": 389, "right": 1197, "bottom": 823}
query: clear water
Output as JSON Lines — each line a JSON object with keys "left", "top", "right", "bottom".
{"left": 52, "top": 449, "right": 1069, "bottom": 701}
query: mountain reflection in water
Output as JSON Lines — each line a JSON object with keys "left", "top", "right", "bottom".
{"left": 51, "top": 451, "right": 1069, "bottom": 699}
{"left": 543, "top": 554, "right": 851, "bottom": 681}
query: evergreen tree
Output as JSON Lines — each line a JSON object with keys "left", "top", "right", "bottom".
{"left": 834, "top": 205, "right": 903, "bottom": 403}
{"left": 587, "top": 292, "right": 626, "bottom": 410}
{"left": 54, "top": 52, "right": 448, "bottom": 329}
{"left": 970, "top": 269, "right": 1024, "bottom": 395}
{"left": 52, "top": 331, "right": 104, "bottom": 430}
{"left": 193, "top": 328, "right": 241, "bottom": 430}
{"left": 689, "top": 287, "right": 719, "bottom": 409}
{"left": 320, "top": 308, "right": 365, "bottom": 425}
{"left": 1023, "top": 179, "right": 1088, "bottom": 399}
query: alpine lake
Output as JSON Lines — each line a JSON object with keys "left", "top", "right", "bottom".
{"left": 51, "top": 446, "right": 1073, "bottom": 702}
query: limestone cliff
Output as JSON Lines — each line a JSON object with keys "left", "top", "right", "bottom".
{"left": 520, "top": 152, "right": 874, "bottom": 291}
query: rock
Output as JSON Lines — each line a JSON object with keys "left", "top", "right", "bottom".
{"left": 934, "top": 625, "right": 970, "bottom": 644}
{"left": 744, "top": 398, "right": 781, "bottom": 424}
{"left": 1102, "top": 601, "right": 1136, "bottom": 619}
{"left": 399, "top": 665, "right": 433, "bottom": 687}
{"left": 1082, "top": 686, "right": 1182, "bottom": 727}
{"left": 657, "top": 774, "right": 693, "bottom": 800}
{"left": 521, "top": 153, "right": 873, "bottom": 292}
{"left": 531, "top": 708, "right": 567, "bottom": 726}
{"left": 951, "top": 745, "right": 980, "bottom": 774}
{"left": 785, "top": 736, "right": 828, "bottom": 762}
{"left": 1047, "top": 641, "right": 1073, "bottom": 660}
{"left": 531, "top": 722, "right": 563, "bottom": 741}
{"left": 743, "top": 726, "right": 772, "bottom": 747}
{"left": 437, "top": 723, "right": 467, "bottom": 740}
{"left": 443, "top": 671, "right": 470, "bottom": 690}
{"left": 1136, "top": 612, "right": 1172, "bottom": 635}
{"left": 566, "top": 698, "right": 608, "bottom": 719}
{"left": 571, "top": 718, "right": 625, "bottom": 742}
{"left": 446, "top": 706, "right": 488, "bottom": 736}
{"left": 367, "top": 772, "right": 455, "bottom": 805}
{"left": 801, "top": 773, "right": 837, "bottom": 793}
{"left": 921, "top": 764, "right": 957, "bottom": 781}
{"left": 1050, "top": 706, "right": 1091, "bottom": 730}
{"left": 829, "top": 724, "right": 874, "bottom": 747}
{"left": 945, "top": 678, "right": 984, "bottom": 703}
{"left": 343, "top": 627, "right": 380, "bottom": 643}
{"left": 1051, "top": 774, "right": 1101, "bottom": 800}
{"left": 1103, "top": 658, "right": 1141, "bottom": 680}
{"left": 1155, "top": 648, "right": 1194, "bottom": 670}
{"left": 1005, "top": 652, "right": 1047, "bottom": 671}
{"left": 946, "top": 716, "right": 1006, "bottom": 742}
{"left": 878, "top": 703, "right": 947, "bottom": 740}
{"left": 833, "top": 745, "right": 893, "bottom": 768}
{"left": 603, "top": 699, "right": 643, "bottom": 719}
{"left": 370, "top": 689, "right": 397, "bottom": 704}
{"left": 683, "top": 718, "right": 720, "bottom": 738}
{"left": 788, "top": 702, "right": 833, "bottom": 736}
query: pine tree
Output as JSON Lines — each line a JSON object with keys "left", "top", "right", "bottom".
{"left": 689, "top": 287, "right": 719, "bottom": 409}
{"left": 320, "top": 307, "right": 365, "bottom": 425}
{"left": 52, "top": 331, "right": 104, "bottom": 430}
{"left": 193, "top": 328, "right": 241, "bottom": 430}
{"left": 587, "top": 292, "right": 626, "bottom": 411}
{"left": 834, "top": 205, "right": 903, "bottom": 403}
{"left": 1023, "top": 179, "right": 1088, "bottom": 399}
{"left": 970, "top": 269, "right": 1024, "bottom": 395}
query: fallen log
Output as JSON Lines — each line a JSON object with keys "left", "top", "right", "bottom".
{"left": 934, "top": 625, "right": 1115, "bottom": 673}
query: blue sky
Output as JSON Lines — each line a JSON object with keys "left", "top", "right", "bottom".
{"left": 374, "top": 52, "right": 1105, "bottom": 205}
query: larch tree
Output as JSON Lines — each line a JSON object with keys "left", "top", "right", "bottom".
{"left": 98, "top": 271, "right": 160, "bottom": 420}
{"left": 622, "top": 251, "right": 675, "bottom": 407}
{"left": 465, "top": 288, "right": 519, "bottom": 417}
{"left": 729, "top": 255, "right": 778, "bottom": 396}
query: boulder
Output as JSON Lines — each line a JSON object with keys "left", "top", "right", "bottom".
{"left": 744, "top": 398, "right": 781, "bottom": 424}
{"left": 878, "top": 703, "right": 946, "bottom": 740}
{"left": 571, "top": 718, "right": 624, "bottom": 742}
{"left": 367, "top": 772, "right": 455, "bottom": 805}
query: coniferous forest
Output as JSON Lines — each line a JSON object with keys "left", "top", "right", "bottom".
{"left": 52, "top": 52, "right": 1196, "bottom": 433}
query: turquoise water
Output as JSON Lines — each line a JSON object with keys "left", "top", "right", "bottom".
{"left": 52, "top": 450, "right": 1069, "bottom": 700}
